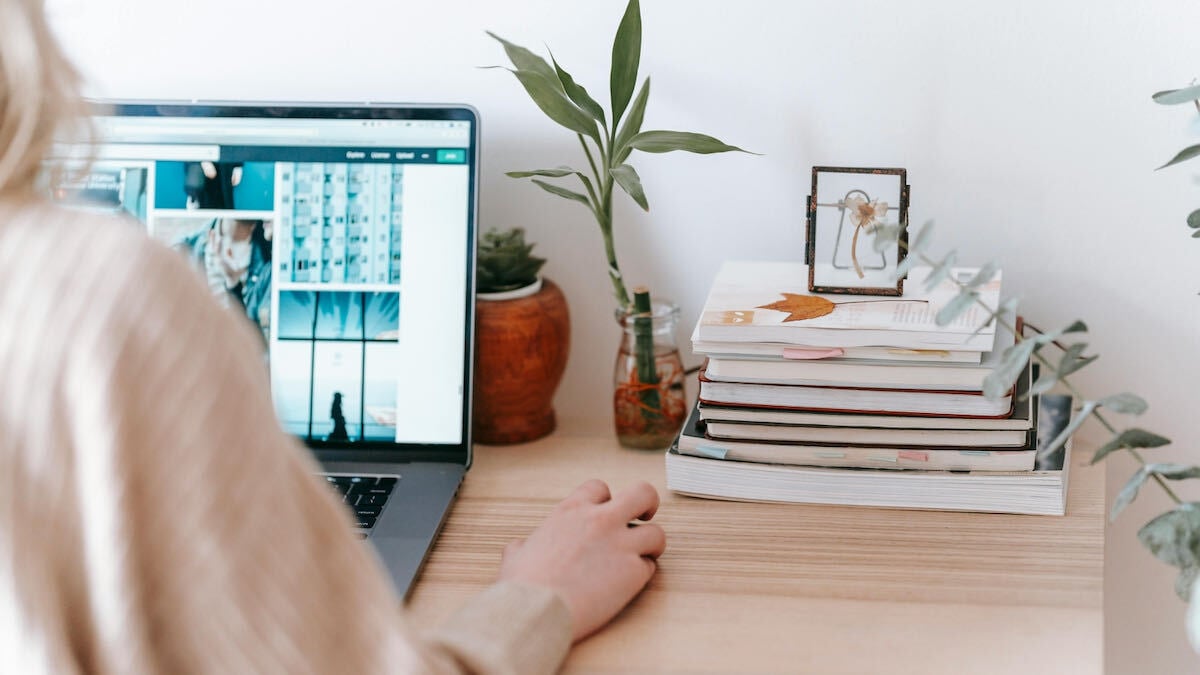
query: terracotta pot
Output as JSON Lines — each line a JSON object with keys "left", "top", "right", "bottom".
{"left": 473, "top": 277, "right": 570, "bottom": 444}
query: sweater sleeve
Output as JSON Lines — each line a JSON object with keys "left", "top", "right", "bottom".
{"left": 0, "top": 211, "right": 572, "bottom": 675}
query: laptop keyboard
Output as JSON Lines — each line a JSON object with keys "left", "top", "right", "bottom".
{"left": 321, "top": 473, "right": 400, "bottom": 533}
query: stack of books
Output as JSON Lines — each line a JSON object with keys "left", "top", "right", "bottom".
{"left": 666, "top": 261, "right": 1074, "bottom": 516}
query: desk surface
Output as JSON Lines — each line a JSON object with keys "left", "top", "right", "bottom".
{"left": 406, "top": 431, "right": 1104, "bottom": 674}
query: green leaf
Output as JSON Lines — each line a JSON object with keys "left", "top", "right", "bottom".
{"left": 910, "top": 220, "right": 934, "bottom": 256}
{"left": 510, "top": 68, "right": 600, "bottom": 142}
{"left": 1193, "top": 230, "right": 1200, "bottom": 238}
{"left": 922, "top": 251, "right": 958, "bottom": 292}
{"left": 935, "top": 290, "right": 978, "bottom": 326}
{"left": 613, "top": 77, "right": 650, "bottom": 164}
{"left": 1039, "top": 400, "right": 1098, "bottom": 461}
{"left": 984, "top": 339, "right": 1036, "bottom": 399}
{"left": 1188, "top": 209, "right": 1200, "bottom": 229}
{"left": 628, "top": 130, "right": 752, "bottom": 154}
{"left": 963, "top": 262, "right": 999, "bottom": 291}
{"left": 1155, "top": 464, "right": 1200, "bottom": 480}
{"left": 1100, "top": 392, "right": 1149, "bottom": 415}
{"left": 1092, "top": 428, "right": 1173, "bottom": 464}
{"left": 610, "top": 163, "right": 649, "bottom": 211}
{"left": 610, "top": 0, "right": 642, "bottom": 129}
{"left": 1138, "top": 504, "right": 1200, "bottom": 567}
{"left": 1064, "top": 320, "right": 1088, "bottom": 334}
{"left": 1113, "top": 466, "right": 1154, "bottom": 521}
{"left": 895, "top": 251, "right": 918, "bottom": 278}
{"left": 1158, "top": 144, "right": 1200, "bottom": 170}
{"left": 549, "top": 51, "right": 607, "bottom": 130}
{"left": 1175, "top": 566, "right": 1200, "bottom": 601}
{"left": 1057, "top": 342, "right": 1098, "bottom": 377}
{"left": 1153, "top": 84, "right": 1200, "bottom": 105}
{"left": 506, "top": 167, "right": 578, "bottom": 178}
{"left": 870, "top": 223, "right": 901, "bottom": 254}
{"left": 530, "top": 178, "right": 591, "bottom": 205}
{"left": 487, "top": 32, "right": 561, "bottom": 89}
{"left": 1027, "top": 370, "right": 1059, "bottom": 398}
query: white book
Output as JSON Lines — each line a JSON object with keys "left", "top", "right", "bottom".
{"left": 703, "top": 312, "right": 1019, "bottom": 391}
{"left": 694, "top": 261, "right": 1000, "bottom": 351}
{"left": 697, "top": 360, "right": 1028, "bottom": 418}
{"left": 666, "top": 396, "right": 1075, "bottom": 516}
{"left": 691, "top": 337, "right": 983, "bottom": 364}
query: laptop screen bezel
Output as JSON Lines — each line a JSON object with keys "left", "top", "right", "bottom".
{"left": 95, "top": 100, "right": 477, "bottom": 467}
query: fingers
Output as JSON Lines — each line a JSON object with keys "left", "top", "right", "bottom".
{"left": 607, "top": 481, "right": 660, "bottom": 522}
{"left": 566, "top": 479, "right": 612, "bottom": 505}
{"left": 626, "top": 522, "right": 667, "bottom": 559}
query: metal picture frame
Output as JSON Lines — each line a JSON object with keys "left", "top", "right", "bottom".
{"left": 805, "top": 166, "right": 909, "bottom": 296}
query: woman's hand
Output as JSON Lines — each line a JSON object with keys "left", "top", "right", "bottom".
{"left": 498, "top": 479, "right": 666, "bottom": 642}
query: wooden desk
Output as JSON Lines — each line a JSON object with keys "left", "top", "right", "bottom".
{"left": 407, "top": 432, "right": 1104, "bottom": 674}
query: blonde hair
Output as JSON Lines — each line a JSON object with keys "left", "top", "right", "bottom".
{"left": 0, "top": 0, "right": 88, "bottom": 197}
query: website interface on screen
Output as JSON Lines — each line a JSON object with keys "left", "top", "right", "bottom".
{"left": 52, "top": 114, "right": 472, "bottom": 446}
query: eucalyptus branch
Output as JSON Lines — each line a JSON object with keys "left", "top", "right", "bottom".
{"left": 901, "top": 239, "right": 1185, "bottom": 508}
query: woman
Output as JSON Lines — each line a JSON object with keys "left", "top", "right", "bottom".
{"left": 0, "top": 1, "right": 665, "bottom": 673}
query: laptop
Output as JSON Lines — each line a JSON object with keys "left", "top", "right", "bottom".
{"left": 52, "top": 101, "right": 479, "bottom": 597}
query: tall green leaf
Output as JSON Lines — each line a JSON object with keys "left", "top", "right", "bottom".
{"left": 610, "top": 163, "right": 649, "bottom": 211}
{"left": 610, "top": 0, "right": 642, "bottom": 128}
{"left": 550, "top": 52, "right": 607, "bottom": 130}
{"left": 1158, "top": 144, "right": 1200, "bottom": 170}
{"left": 487, "top": 32, "right": 561, "bottom": 89}
{"left": 628, "top": 130, "right": 750, "bottom": 154}
{"left": 510, "top": 69, "right": 600, "bottom": 142}
{"left": 1091, "top": 428, "right": 1172, "bottom": 464}
{"left": 1153, "top": 84, "right": 1200, "bottom": 105}
{"left": 530, "top": 178, "right": 591, "bottom": 206}
{"left": 613, "top": 77, "right": 651, "bottom": 164}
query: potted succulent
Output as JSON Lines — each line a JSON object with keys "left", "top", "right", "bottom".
{"left": 488, "top": 0, "right": 751, "bottom": 449}
{"left": 473, "top": 227, "right": 570, "bottom": 444}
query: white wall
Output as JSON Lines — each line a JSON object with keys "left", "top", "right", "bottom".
{"left": 48, "top": 0, "right": 1200, "bottom": 671}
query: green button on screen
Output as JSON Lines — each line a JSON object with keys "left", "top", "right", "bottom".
{"left": 436, "top": 149, "right": 466, "bottom": 163}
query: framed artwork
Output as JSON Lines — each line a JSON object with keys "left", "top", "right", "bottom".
{"left": 805, "top": 166, "right": 909, "bottom": 295}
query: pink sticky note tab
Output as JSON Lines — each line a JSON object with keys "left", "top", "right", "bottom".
{"left": 782, "top": 347, "right": 845, "bottom": 360}
{"left": 898, "top": 451, "right": 929, "bottom": 462}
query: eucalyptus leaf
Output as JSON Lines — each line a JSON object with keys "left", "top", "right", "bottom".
{"left": 1091, "top": 428, "right": 1172, "bottom": 464}
{"left": 1057, "top": 342, "right": 1098, "bottom": 377}
{"left": 1137, "top": 504, "right": 1200, "bottom": 567}
{"left": 1039, "top": 400, "right": 1097, "bottom": 460}
{"left": 1154, "top": 464, "right": 1200, "bottom": 480}
{"left": 1027, "top": 370, "right": 1060, "bottom": 398}
{"left": 1193, "top": 230, "right": 1200, "bottom": 238}
{"left": 1100, "top": 392, "right": 1149, "bottom": 416}
{"left": 506, "top": 167, "right": 578, "bottom": 178}
{"left": 910, "top": 220, "right": 934, "bottom": 256}
{"left": 922, "top": 251, "right": 958, "bottom": 292}
{"left": 1158, "top": 143, "right": 1200, "bottom": 170}
{"left": 1176, "top": 566, "right": 1200, "bottom": 601}
{"left": 613, "top": 78, "right": 651, "bottom": 164}
{"left": 935, "top": 290, "right": 978, "bottom": 326}
{"left": 963, "top": 262, "right": 999, "bottom": 291}
{"left": 895, "top": 252, "right": 918, "bottom": 278}
{"left": 487, "top": 32, "right": 561, "bottom": 89}
{"left": 610, "top": 163, "right": 649, "bottom": 211}
{"left": 531, "top": 178, "right": 591, "bottom": 205}
{"left": 1063, "top": 320, "right": 1088, "bottom": 334}
{"left": 510, "top": 69, "right": 600, "bottom": 142}
{"left": 1112, "top": 466, "right": 1153, "bottom": 521}
{"left": 870, "top": 223, "right": 901, "bottom": 254}
{"left": 984, "top": 339, "right": 1036, "bottom": 400}
{"left": 1188, "top": 209, "right": 1200, "bottom": 229}
{"left": 968, "top": 297, "right": 1018, "bottom": 342}
{"left": 628, "top": 130, "right": 751, "bottom": 154}
{"left": 610, "top": 0, "right": 642, "bottom": 127}
{"left": 1153, "top": 84, "right": 1200, "bottom": 105}
{"left": 550, "top": 52, "right": 607, "bottom": 129}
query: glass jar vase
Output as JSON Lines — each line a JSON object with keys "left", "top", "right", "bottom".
{"left": 613, "top": 298, "right": 688, "bottom": 450}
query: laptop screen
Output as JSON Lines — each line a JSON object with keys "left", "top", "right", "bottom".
{"left": 51, "top": 103, "right": 477, "bottom": 455}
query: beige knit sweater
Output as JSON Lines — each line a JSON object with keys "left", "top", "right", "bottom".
{"left": 0, "top": 200, "right": 572, "bottom": 674}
